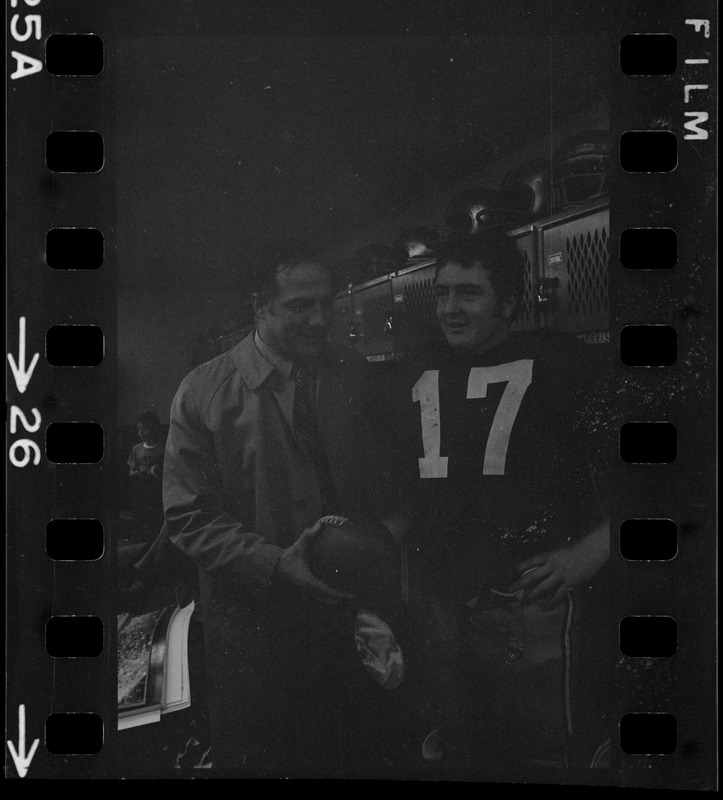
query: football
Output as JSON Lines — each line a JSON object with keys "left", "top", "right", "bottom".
{"left": 308, "top": 515, "right": 400, "bottom": 601}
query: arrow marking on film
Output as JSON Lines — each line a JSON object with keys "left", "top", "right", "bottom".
{"left": 7, "top": 704, "right": 40, "bottom": 778}
{"left": 7, "top": 317, "right": 39, "bottom": 394}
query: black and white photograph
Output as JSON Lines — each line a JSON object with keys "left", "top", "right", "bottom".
{"left": 5, "top": 0, "right": 717, "bottom": 786}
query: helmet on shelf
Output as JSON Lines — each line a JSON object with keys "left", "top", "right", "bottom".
{"left": 394, "top": 226, "right": 445, "bottom": 261}
{"left": 444, "top": 186, "right": 517, "bottom": 235}
{"left": 498, "top": 158, "right": 552, "bottom": 221}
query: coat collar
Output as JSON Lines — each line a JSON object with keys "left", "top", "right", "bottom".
{"left": 231, "top": 333, "right": 278, "bottom": 391}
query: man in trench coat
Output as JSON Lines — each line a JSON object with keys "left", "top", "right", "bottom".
{"left": 163, "top": 241, "right": 395, "bottom": 776}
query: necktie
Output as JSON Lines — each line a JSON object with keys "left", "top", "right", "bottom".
{"left": 292, "top": 362, "right": 337, "bottom": 513}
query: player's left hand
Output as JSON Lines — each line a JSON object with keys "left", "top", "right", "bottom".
{"left": 510, "top": 527, "right": 609, "bottom": 607}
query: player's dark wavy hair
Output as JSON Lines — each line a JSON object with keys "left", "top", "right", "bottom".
{"left": 434, "top": 231, "right": 526, "bottom": 310}
{"left": 250, "top": 239, "right": 333, "bottom": 303}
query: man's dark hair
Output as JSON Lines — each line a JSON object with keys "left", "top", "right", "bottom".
{"left": 251, "top": 239, "right": 332, "bottom": 303}
{"left": 434, "top": 231, "right": 526, "bottom": 309}
{"left": 137, "top": 411, "right": 161, "bottom": 430}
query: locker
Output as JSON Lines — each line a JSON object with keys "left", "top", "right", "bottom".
{"left": 537, "top": 200, "right": 610, "bottom": 342}
{"left": 330, "top": 197, "right": 609, "bottom": 358}
{"left": 347, "top": 274, "right": 395, "bottom": 360}
{"left": 507, "top": 224, "right": 539, "bottom": 333}
{"left": 390, "top": 259, "right": 442, "bottom": 354}
{"left": 328, "top": 286, "right": 354, "bottom": 349}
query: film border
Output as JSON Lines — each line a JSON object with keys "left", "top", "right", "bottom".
{"left": 5, "top": 0, "right": 717, "bottom": 786}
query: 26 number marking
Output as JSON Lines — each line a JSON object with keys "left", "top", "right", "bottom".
{"left": 413, "top": 359, "right": 533, "bottom": 478}
{"left": 7, "top": 318, "right": 42, "bottom": 467}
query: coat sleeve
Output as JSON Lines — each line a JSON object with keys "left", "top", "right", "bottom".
{"left": 162, "top": 373, "right": 284, "bottom": 601}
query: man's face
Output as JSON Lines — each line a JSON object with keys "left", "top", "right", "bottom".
{"left": 256, "top": 261, "right": 334, "bottom": 361}
{"left": 435, "top": 260, "right": 514, "bottom": 353}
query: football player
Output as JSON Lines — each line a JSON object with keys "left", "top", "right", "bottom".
{"left": 383, "top": 230, "right": 613, "bottom": 773}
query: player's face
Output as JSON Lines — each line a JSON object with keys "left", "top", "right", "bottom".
{"left": 256, "top": 261, "right": 334, "bottom": 361}
{"left": 435, "top": 260, "right": 513, "bottom": 353}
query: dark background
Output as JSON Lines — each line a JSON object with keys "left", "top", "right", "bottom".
{"left": 113, "top": 14, "right": 609, "bottom": 422}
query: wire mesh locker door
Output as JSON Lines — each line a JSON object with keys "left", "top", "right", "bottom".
{"left": 328, "top": 290, "right": 354, "bottom": 349}
{"left": 538, "top": 203, "right": 610, "bottom": 343}
{"left": 390, "top": 261, "right": 444, "bottom": 356}
{"left": 508, "top": 225, "right": 540, "bottom": 333}
{"left": 353, "top": 275, "right": 395, "bottom": 360}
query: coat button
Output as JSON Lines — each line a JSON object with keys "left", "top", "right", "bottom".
{"left": 294, "top": 499, "right": 307, "bottom": 510}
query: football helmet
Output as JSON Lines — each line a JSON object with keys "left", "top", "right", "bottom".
{"left": 394, "top": 226, "right": 445, "bottom": 261}
{"left": 444, "top": 186, "right": 515, "bottom": 235}
{"left": 499, "top": 158, "right": 552, "bottom": 220}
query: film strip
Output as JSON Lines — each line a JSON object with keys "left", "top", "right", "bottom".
{"left": 611, "top": 8, "right": 716, "bottom": 788}
{"left": 7, "top": 3, "right": 115, "bottom": 780}
{"left": 5, "top": 1, "right": 717, "bottom": 786}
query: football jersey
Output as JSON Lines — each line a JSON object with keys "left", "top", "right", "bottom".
{"left": 388, "top": 329, "right": 608, "bottom": 595}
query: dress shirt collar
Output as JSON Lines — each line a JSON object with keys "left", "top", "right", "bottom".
{"left": 254, "top": 329, "right": 294, "bottom": 380}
